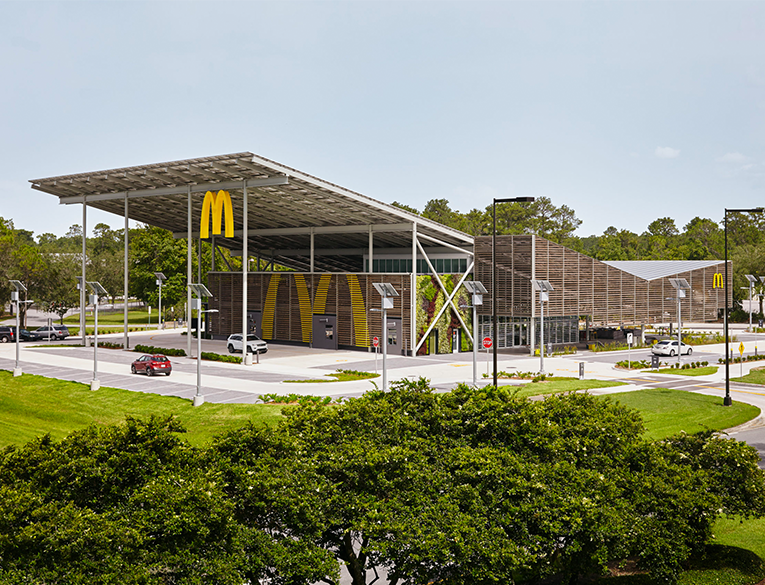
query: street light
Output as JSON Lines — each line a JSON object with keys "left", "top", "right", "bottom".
{"left": 189, "top": 283, "right": 214, "bottom": 406}
{"left": 745, "top": 275, "right": 757, "bottom": 332}
{"left": 87, "top": 281, "right": 108, "bottom": 391}
{"left": 463, "top": 281, "right": 488, "bottom": 387}
{"left": 492, "top": 196, "right": 535, "bottom": 387}
{"left": 532, "top": 280, "right": 554, "bottom": 375}
{"left": 372, "top": 282, "right": 399, "bottom": 391}
{"left": 9, "top": 280, "right": 31, "bottom": 377}
{"left": 155, "top": 272, "right": 167, "bottom": 330}
{"left": 724, "top": 207, "right": 764, "bottom": 406}
{"left": 669, "top": 278, "right": 691, "bottom": 367}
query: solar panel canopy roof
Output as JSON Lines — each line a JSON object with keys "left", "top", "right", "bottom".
{"left": 30, "top": 152, "right": 473, "bottom": 272}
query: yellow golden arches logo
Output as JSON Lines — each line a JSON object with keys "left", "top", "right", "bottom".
{"left": 200, "top": 190, "right": 234, "bottom": 239}
{"left": 713, "top": 273, "right": 724, "bottom": 289}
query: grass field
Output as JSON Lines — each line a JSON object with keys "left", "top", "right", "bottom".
{"left": 0, "top": 371, "right": 283, "bottom": 448}
{"left": 644, "top": 366, "right": 719, "bottom": 377}
{"left": 62, "top": 309, "right": 158, "bottom": 326}
{"left": 732, "top": 369, "right": 765, "bottom": 385}
{"left": 506, "top": 377, "right": 628, "bottom": 399}
{"left": 601, "top": 388, "right": 760, "bottom": 440}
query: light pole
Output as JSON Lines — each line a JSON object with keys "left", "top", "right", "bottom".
{"left": 532, "top": 280, "right": 554, "bottom": 375}
{"left": 9, "top": 280, "right": 31, "bottom": 377}
{"left": 373, "top": 283, "right": 399, "bottom": 391}
{"left": 464, "top": 281, "right": 488, "bottom": 386}
{"left": 492, "top": 196, "right": 535, "bottom": 387}
{"left": 724, "top": 207, "right": 764, "bottom": 406}
{"left": 669, "top": 278, "right": 690, "bottom": 367}
{"left": 189, "top": 283, "right": 214, "bottom": 406}
{"left": 87, "top": 281, "right": 108, "bottom": 391}
{"left": 155, "top": 272, "right": 167, "bottom": 330}
{"left": 745, "top": 275, "right": 757, "bottom": 332}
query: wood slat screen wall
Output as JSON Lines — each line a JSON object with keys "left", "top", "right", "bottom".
{"left": 476, "top": 236, "right": 729, "bottom": 326}
{"left": 206, "top": 272, "right": 412, "bottom": 350}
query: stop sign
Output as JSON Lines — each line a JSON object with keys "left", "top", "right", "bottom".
{"left": 482, "top": 337, "right": 493, "bottom": 349}
{"left": 372, "top": 336, "right": 379, "bottom": 347}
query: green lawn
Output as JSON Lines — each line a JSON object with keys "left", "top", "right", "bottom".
{"left": 0, "top": 371, "right": 283, "bottom": 449}
{"left": 732, "top": 369, "right": 765, "bottom": 385}
{"left": 505, "top": 377, "right": 628, "bottom": 399}
{"left": 713, "top": 517, "right": 765, "bottom": 561}
{"left": 641, "top": 366, "right": 719, "bottom": 377}
{"left": 602, "top": 388, "right": 760, "bottom": 440}
{"left": 63, "top": 309, "right": 163, "bottom": 326}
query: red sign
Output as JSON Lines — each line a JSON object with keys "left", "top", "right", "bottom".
{"left": 372, "top": 336, "right": 379, "bottom": 347}
{"left": 482, "top": 337, "right": 493, "bottom": 349}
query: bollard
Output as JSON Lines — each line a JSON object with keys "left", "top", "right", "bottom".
{"left": 579, "top": 362, "right": 585, "bottom": 380}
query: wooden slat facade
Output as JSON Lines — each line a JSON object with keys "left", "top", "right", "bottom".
{"left": 207, "top": 272, "right": 412, "bottom": 351}
{"left": 476, "top": 235, "right": 729, "bottom": 326}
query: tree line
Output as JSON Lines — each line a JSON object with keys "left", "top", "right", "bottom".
{"left": 1, "top": 380, "right": 763, "bottom": 584}
{"left": 3, "top": 200, "right": 765, "bottom": 324}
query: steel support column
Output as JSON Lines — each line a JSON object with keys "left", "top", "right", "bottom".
{"left": 81, "top": 197, "right": 87, "bottom": 346}
{"left": 187, "top": 186, "right": 192, "bottom": 358}
{"left": 123, "top": 194, "right": 129, "bottom": 349}
{"left": 410, "top": 222, "right": 416, "bottom": 356}
{"left": 242, "top": 182, "right": 249, "bottom": 365}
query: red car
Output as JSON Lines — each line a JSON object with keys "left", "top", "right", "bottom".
{"left": 131, "top": 354, "right": 172, "bottom": 376}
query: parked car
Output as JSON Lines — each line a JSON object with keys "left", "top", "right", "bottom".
{"left": 0, "top": 327, "right": 15, "bottom": 343}
{"left": 18, "top": 329, "right": 42, "bottom": 342}
{"left": 651, "top": 340, "right": 693, "bottom": 356}
{"left": 131, "top": 354, "right": 172, "bottom": 376}
{"left": 34, "top": 325, "right": 71, "bottom": 340}
{"left": 227, "top": 333, "right": 268, "bottom": 354}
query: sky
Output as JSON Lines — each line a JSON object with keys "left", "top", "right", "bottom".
{"left": 1, "top": 0, "right": 764, "bottom": 239}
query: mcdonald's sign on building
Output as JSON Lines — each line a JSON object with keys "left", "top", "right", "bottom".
{"left": 201, "top": 190, "right": 234, "bottom": 238}
{"left": 713, "top": 273, "right": 724, "bottom": 289}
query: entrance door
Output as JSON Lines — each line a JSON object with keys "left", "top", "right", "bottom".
{"left": 387, "top": 318, "right": 402, "bottom": 355}
{"left": 312, "top": 315, "right": 338, "bottom": 350}
{"left": 246, "top": 311, "right": 262, "bottom": 338}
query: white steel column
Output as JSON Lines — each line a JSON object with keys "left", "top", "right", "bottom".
{"left": 310, "top": 227, "right": 315, "bottom": 272}
{"left": 187, "top": 186, "right": 192, "bottom": 358}
{"left": 123, "top": 194, "right": 129, "bottom": 349}
{"left": 530, "top": 235, "right": 536, "bottom": 354}
{"left": 369, "top": 225, "right": 374, "bottom": 273}
{"left": 242, "top": 182, "right": 249, "bottom": 365}
{"left": 81, "top": 197, "right": 87, "bottom": 346}
{"left": 410, "top": 222, "right": 417, "bottom": 356}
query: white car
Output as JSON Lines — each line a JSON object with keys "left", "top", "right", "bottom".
{"left": 227, "top": 333, "right": 268, "bottom": 354}
{"left": 651, "top": 340, "right": 692, "bottom": 357}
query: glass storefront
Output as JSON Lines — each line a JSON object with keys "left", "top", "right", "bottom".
{"left": 479, "top": 315, "right": 578, "bottom": 348}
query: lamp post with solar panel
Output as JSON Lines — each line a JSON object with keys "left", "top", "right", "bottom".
{"left": 155, "top": 272, "right": 167, "bottom": 329}
{"left": 9, "top": 280, "right": 32, "bottom": 377}
{"left": 463, "top": 281, "right": 488, "bottom": 387}
{"left": 87, "top": 281, "right": 108, "bottom": 391}
{"left": 189, "top": 283, "right": 216, "bottom": 406}
{"left": 669, "top": 278, "right": 691, "bottom": 368}
{"left": 532, "top": 280, "right": 554, "bottom": 376}
{"left": 373, "top": 283, "right": 398, "bottom": 392}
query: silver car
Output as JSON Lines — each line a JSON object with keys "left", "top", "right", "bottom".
{"left": 227, "top": 333, "right": 268, "bottom": 354}
{"left": 651, "top": 340, "right": 692, "bottom": 356}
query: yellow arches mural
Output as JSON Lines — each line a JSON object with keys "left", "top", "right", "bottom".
{"left": 313, "top": 274, "right": 332, "bottom": 315}
{"left": 261, "top": 274, "right": 281, "bottom": 340}
{"left": 346, "top": 274, "right": 369, "bottom": 347}
{"left": 200, "top": 190, "right": 234, "bottom": 239}
{"left": 293, "top": 275, "right": 313, "bottom": 343}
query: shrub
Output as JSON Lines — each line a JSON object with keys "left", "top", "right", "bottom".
{"left": 200, "top": 352, "right": 242, "bottom": 364}
{"left": 134, "top": 344, "right": 186, "bottom": 357}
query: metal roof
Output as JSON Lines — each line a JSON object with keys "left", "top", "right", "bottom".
{"left": 30, "top": 152, "right": 473, "bottom": 272}
{"left": 604, "top": 260, "right": 724, "bottom": 281}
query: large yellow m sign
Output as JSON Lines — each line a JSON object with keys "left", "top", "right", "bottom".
{"left": 200, "top": 190, "right": 234, "bottom": 239}
{"left": 713, "top": 273, "right": 724, "bottom": 289}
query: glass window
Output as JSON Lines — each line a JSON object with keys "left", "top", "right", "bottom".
{"left": 373, "top": 259, "right": 379, "bottom": 273}
{"left": 436, "top": 259, "right": 444, "bottom": 273}
{"left": 405, "top": 259, "right": 412, "bottom": 273}
{"left": 392, "top": 259, "right": 400, "bottom": 272}
{"left": 460, "top": 258, "right": 467, "bottom": 272}
{"left": 386, "top": 259, "right": 393, "bottom": 272}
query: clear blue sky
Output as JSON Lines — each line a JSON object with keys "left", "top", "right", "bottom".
{"left": 1, "top": 1, "right": 764, "bottom": 239}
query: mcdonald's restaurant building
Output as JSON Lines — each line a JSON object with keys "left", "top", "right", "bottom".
{"left": 31, "top": 152, "right": 731, "bottom": 356}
